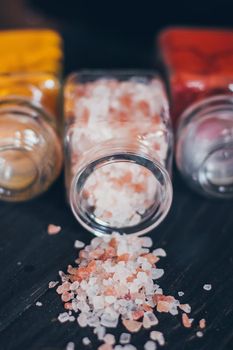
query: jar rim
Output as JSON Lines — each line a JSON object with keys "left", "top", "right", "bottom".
{"left": 70, "top": 149, "right": 173, "bottom": 237}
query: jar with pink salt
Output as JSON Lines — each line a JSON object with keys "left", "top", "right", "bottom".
{"left": 64, "top": 71, "right": 173, "bottom": 236}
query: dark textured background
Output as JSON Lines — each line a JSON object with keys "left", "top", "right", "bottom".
{"left": 0, "top": 2, "right": 233, "bottom": 349}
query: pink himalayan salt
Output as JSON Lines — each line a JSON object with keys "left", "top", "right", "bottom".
{"left": 54, "top": 233, "right": 200, "bottom": 348}
{"left": 122, "top": 319, "right": 142, "bottom": 333}
{"left": 48, "top": 281, "right": 59, "bottom": 289}
{"left": 69, "top": 79, "right": 169, "bottom": 229}
{"left": 47, "top": 224, "right": 61, "bottom": 235}
{"left": 199, "top": 318, "right": 206, "bottom": 329}
{"left": 179, "top": 304, "right": 191, "bottom": 313}
{"left": 98, "top": 344, "right": 113, "bottom": 350}
{"left": 103, "top": 334, "right": 116, "bottom": 345}
{"left": 150, "top": 331, "right": 165, "bottom": 346}
{"left": 182, "top": 313, "right": 193, "bottom": 328}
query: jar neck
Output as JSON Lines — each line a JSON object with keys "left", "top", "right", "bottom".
{"left": 0, "top": 97, "right": 62, "bottom": 201}
{"left": 177, "top": 94, "right": 233, "bottom": 198}
{"left": 69, "top": 139, "right": 172, "bottom": 236}
{"left": 0, "top": 97, "right": 56, "bottom": 129}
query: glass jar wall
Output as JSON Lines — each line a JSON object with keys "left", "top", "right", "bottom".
{"left": 64, "top": 71, "right": 173, "bottom": 236}
{"left": 159, "top": 28, "right": 233, "bottom": 198}
{"left": 0, "top": 30, "right": 63, "bottom": 201}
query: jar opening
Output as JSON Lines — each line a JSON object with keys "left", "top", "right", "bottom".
{"left": 70, "top": 153, "right": 172, "bottom": 236}
{"left": 199, "top": 144, "right": 233, "bottom": 198}
{"left": 176, "top": 95, "right": 233, "bottom": 198}
{"left": 0, "top": 147, "right": 38, "bottom": 193}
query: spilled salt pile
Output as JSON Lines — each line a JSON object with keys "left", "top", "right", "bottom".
{"left": 52, "top": 233, "right": 206, "bottom": 349}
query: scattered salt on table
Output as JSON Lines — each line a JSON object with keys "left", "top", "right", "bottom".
{"left": 203, "top": 284, "right": 212, "bottom": 291}
{"left": 36, "top": 301, "right": 42, "bottom": 307}
{"left": 150, "top": 331, "right": 165, "bottom": 346}
{"left": 49, "top": 281, "right": 59, "bottom": 288}
{"left": 119, "top": 333, "right": 131, "bottom": 344}
{"left": 152, "top": 248, "right": 166, "bottom": 257}
{"left": 47, "top": 224, "right": 61, "bottom": 235}
{"left": 103, "top": 334, "right": 116, "bottom": 345}
{"left": 53, "top": 233, "right": 204, "bottom": 348}
{"left": 82, "top": 337, "right": 91, "bottom": 346}
{"left": 199, "top": 318, "right": 206, "bottom": 329}
{"left": 196, "top": 331, "right": 204, "bottom": 338}
{"left": 144, "top": 340, "right": 157, "bottom": 350}
{"left": 74, "top": 240, "right": 85, "bottom": 249}
{"left": 66, "top": 342, "right": 75, "bottom": 350}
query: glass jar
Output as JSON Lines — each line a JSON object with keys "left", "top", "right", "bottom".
{"left": 159, "top": 28, "right": 233, "bottom": 198}
{"left": 64, "top": 71, "right": 173, "bottom": 236}
{"left": 0, "top": 30, "right": 63, "bottom": 201}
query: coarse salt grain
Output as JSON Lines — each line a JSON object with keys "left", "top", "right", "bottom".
{"left": 47, "top": 224, "right": 61, "bottom": 235}
{"left": 36, "top": 301, "right": 42, "bottom": 307}
{"left": 54, "top": 233, "right": 203, "bottom": 349}
{"left": 119, "top": 333, "right": 131, "bottom": 344}
{"left": 144, "top": 340, "right": 157, "bottom": 350}
{"left": 49, "top": 281, "right": 59, "bottom": 288}
{"left": 74, "top": 240, "right": 85, "bottom": 249}
{"left": 196, "top": 331, "right": 204, "bottom": 338}
{"left": 66, "top": 342, "right": 75, "bottom": 350}
{"left": 203, "top": 284, "right": 212, "bottom": 291}
{"left": 182, "top": 313, "right": 193, "bottom": 328}
{"left": 199, "top": 318, "right": 206, "bottom": 329}
{"left": 178, "top": 291, "right": 184, "bottom": 297}
{"left": 150, "top": 331, "right": 165, "bottom": 346}
{"left": 179, "top": 304, "right": 191, "bottom": 314}
{"left": 82, "top": 337, "right": 91, "bottom": 346}
{"left": 103, "top": 334, "right": 116, "bottom": 345}
{"left": 98, "top": 344, "right": 113, "bottom": 350}
{"left": 152, "top": 248, "right": 166, "bottom": 257}
{"left": 58, "top": 312, "right": 70, "bottom": 323}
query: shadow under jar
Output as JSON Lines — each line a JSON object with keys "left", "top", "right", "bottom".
{"left": 64, "top": 71, "right": 173, "bottom": 236}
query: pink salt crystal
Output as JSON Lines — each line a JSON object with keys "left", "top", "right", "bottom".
{"left": 199, "top": 318, "right": 206, "bottom": 329}
{"left": 61, "top": 291, "right": 74, "bottom": 302}
{"left": 142, "top": 312, "right": 158, "bottom": 329}
{"left": 77, "top": 313, "right": 88, "bottom": 327}
{"left": 141, "top": 237, "right": 153, "bottom": 248}
{"left": 98, "top": 344, "right": 113, "bottom": 350}
{"left": 156, "top": 301, "right": 170, "bottom": 313}
{"left": 58, "top": 312, "right": 70, "bottom": 323}
{"left": 103, "top": 334, "right": 116, "bottom": 345}
{"left": 122, "top": 319, "right": 142, "bottom": 333}
{"left": 94, "top": 326, "right": 106, "bottom": 340}
{"left": 47, "top": 224, "right": 61, "bottom": 235}
{"left": 49, "top": 281, "right": 59, "bottom": 289}
{"left": 179, "top": 304, "right": 191, "bottom": 314}
{"left": 56, "top": 282, "right": 71, "bottom": 294}
{"left": 182, "top": 313, "right": 193, "bottom": 328}
{"left": 151, "top": 268, "right": 164, "bottom": 280}
{"left": 150, "top": 331, "right": 165, "bottom": 346}
{"left": 152, "top": 248, "right": 166, "bottom": 257}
